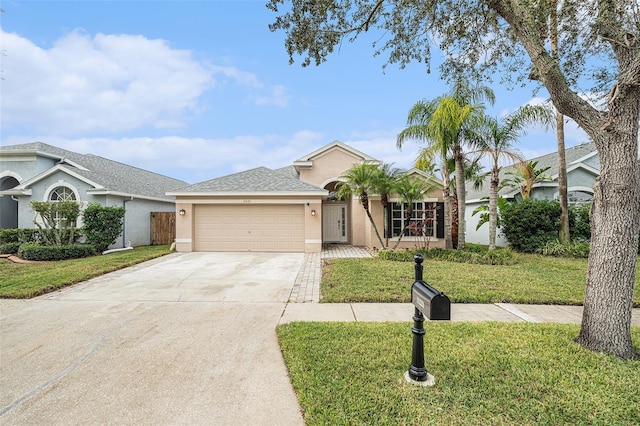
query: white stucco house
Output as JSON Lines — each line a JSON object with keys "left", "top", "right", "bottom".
{"left": 465, "top": 142, "right": 600, "bottom": 246}
{"left": 0, "top": 142, "right": 188, "bottom": 248}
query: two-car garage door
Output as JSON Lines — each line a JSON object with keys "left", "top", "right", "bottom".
{"left": 194, "top": 204, "right": 305, "bottom": 252}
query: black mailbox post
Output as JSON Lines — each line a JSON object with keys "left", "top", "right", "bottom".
{"left": 406, "top": 254, "right": 450, "bottom": 386}
{"left": 411, "top": 281, "right": 451, "bottom": 321}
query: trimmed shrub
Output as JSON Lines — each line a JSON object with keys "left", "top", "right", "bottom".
{"left": 538, "top": 240, "right": 591, "bottom": 258}
{"left": 500, "top": 199, "right": 561, "bottom": 253}
{"left": 82, "top": 203, "right": 126, "bottom": 252}
{"left": 377, "top": 247, "right": 517, "bottom": 265}
{"left": 0, "top": 242, "right": 21, "bottom": 254}
{"left": 0, "top": 229, "right": 40, "bottom": 244}
{"left": 18, "top": 243, "right": 97, "bottom": 261}
{"left": 377, "top": 249, "right": 420, "bottom": 262}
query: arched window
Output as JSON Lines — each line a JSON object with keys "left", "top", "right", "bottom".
{"left": 567, "top": 190, "right": 593, "bottom": 205}
{"left": 49, "top": 186, "right": 77, "bottom": 202}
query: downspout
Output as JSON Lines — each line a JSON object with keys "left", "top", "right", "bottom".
{"left": 122, "top": 196, "right": 133, "bottom": 248}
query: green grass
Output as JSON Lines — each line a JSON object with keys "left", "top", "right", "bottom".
{"left": 278, "top": 322, "right": 640, "bottom": 425}
{"left": 0, "top": 245, "right": 172, "bottom": 298}
{"left": 321, "top": 253, "right": 640, "bottom": 306}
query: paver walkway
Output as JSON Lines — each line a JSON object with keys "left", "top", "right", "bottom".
{"left": 288, "top": 244, "right": 371, "bottom": 303}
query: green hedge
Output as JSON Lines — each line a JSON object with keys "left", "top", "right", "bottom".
{"left": 0, "top": 229, "right": 40, "bottom": 244}
{"left": 17, "top": 243, "right": 97, "bottom": 261}
{"left": 0, "top": 242, "right": 22, "bottom": 255}
{"left": 377, "top": 247, "right": 517, "bottom": 265}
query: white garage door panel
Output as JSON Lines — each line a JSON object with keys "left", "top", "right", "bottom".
{"left": 194, "top": 205, "right": 304, "bottom": 252}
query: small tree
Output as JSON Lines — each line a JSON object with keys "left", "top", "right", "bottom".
{"left": 30, "top": 200, "right": 80, "bottom": 245}
{"left": 469, "top": 105, "right": 553, "bottom": 250}
{"left": 391, "top": 175, "right": 438, "bottom": 250}
{"left": 407, "top": 203, "right": 438, "bottom": 251}
{"left": 472, "top": 196, "right": 509, "bottom": 232}
{"left": 500, "top": 160, "right": 553, "bottom": 200}
{"left": 371, "top": 163, "right": 401, "bottom": 246}
{"left": 82, "top": 203, "right": 126, "bottom": 252}
{"left": 336, "top": 163, "right": 386, "bottom": 249}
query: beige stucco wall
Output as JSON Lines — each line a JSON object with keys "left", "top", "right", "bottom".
{"left": 349, "top": 196, "right": 367, "bottom": 246}
{"left": 305, "top": 200, "right": 323, "bottom": 252}
{"left": 174, "top": 203, "right": 194, "bottom": 252}
{"left": 298, "top": 147, "right": 367, "bottom": 188}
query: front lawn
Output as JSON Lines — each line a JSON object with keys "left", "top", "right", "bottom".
{"left": 278, "top": 321, "right": 640, "bottom": 425}
{"left": 0, "top": 245, "right": 172, "bottom": 298}
{"left": 321, "top": 253, "right": 640, "bottom": 306}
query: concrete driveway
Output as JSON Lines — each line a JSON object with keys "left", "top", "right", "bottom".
{"left": 0, "top": 252, "right": 306, "bottom": 425}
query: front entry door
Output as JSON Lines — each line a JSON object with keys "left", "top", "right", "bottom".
{"left": 323, "top": 205, "right": 348, "bottom": 243}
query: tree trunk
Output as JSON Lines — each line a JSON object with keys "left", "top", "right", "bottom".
{"left": 551, "top": 1, "right": 570, "bottom": 244}
{"left": 450, "top": 191, "right": 459, "bottom": 250}
{"left": 454, "top": 146, "right": 466, "bottom": 250}
{"left": 441, "top": 161, "right": 453, "bottom": 249}
{"left": 575, "top": 120, "right": 640, "bottom": 360}
{"left": 556, "top": 113, "right": 570, "bottom": 243}
{"left": 488, "top": 169, "right": 499, "bottom": 251}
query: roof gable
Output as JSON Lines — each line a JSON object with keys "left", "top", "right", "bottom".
{"left": 402, "top": 168, "right": 444, "bottom": 186}
{"left": 293, "top": 140, "right": 380, "bottom": 170}
{"left": 12, "top": 164, "right": 104, "bottom": 192}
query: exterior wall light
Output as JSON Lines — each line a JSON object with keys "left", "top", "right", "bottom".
{"left": 311, "top": 209, "right": 316, "bottom": 216}
{"left": 179, "top": 209, "right": 186, "bottom": 216}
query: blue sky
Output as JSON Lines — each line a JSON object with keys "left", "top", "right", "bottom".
{"left": 1, "top": 1, "right": 591, "bottom": 184}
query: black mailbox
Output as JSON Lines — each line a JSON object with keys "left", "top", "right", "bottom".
{"left": 411, "top": 280, "right": 450, "bottom": 320}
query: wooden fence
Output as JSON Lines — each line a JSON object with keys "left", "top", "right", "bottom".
{"left": 150, "top": 212, "right": 176, "bottom": 245}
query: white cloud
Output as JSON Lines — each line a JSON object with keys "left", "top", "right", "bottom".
{"left": 254, "top": 84, "right": 290, "bottom": 107}
{"left": 0, "top": 29, "right": 213, "bottom": 135}
{"left": 342, "top": 129, "right": 422, "bottom": 171}
{"left": 210, "top": 64, "right": 262, "bottom": 88}
{"left": 5, "top": 131, "right": 326, "bottom": 184}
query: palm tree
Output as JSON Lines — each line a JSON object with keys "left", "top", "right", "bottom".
{"left": 465, "top": 156, "right": 490, "bottom": 192}
{"left": 336, "top": 162, "right": 386, "bottom": 249}
{"left": 371, "top": 163, "right": 401, "bottom": 246}
{"left": 469, "top": 105, "right": 553, "bottom": 250}
{"left": 398, "top": 100, "right": 453, "bottom": 248}
{"left": 501, "top": 160, "right": 553, "bottom": 200}
{"left": 391, "top": 175, "right": 438, "bottom": 250}
{"left": 397, "top": 79, "right": 494, "bottom": 250}
{"left": 413, "top": 147, "right": 439, "bottom": 176}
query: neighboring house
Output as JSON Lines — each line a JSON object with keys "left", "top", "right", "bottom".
{"left": 0, "top": 142, "right": 188, "bottom": 248}
{"left": 465, "top": 142, "right": 600, "bottom": 247}
{"left": 169, "top": 141, "right": 445, "bottom": 253}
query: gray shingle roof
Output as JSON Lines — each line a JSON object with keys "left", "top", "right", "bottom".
{"left": 169, "top": 166, "right": 326, "bottom": 194}
{"left": 466, "top": 142, "right": 597, "bottom": 201}
{"left": 1, "top": 142, "right": 188, "bottom": 200}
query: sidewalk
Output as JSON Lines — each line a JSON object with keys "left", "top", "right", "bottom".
{"left": 284, "top": 244, "right": 640, "bottom": 326}
{"left": 281, "top": 302, "right": 640, "bottom": 325}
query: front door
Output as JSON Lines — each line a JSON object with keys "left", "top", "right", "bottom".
{"left": 323, "top": 204, "right": 348, "bottom": 243}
